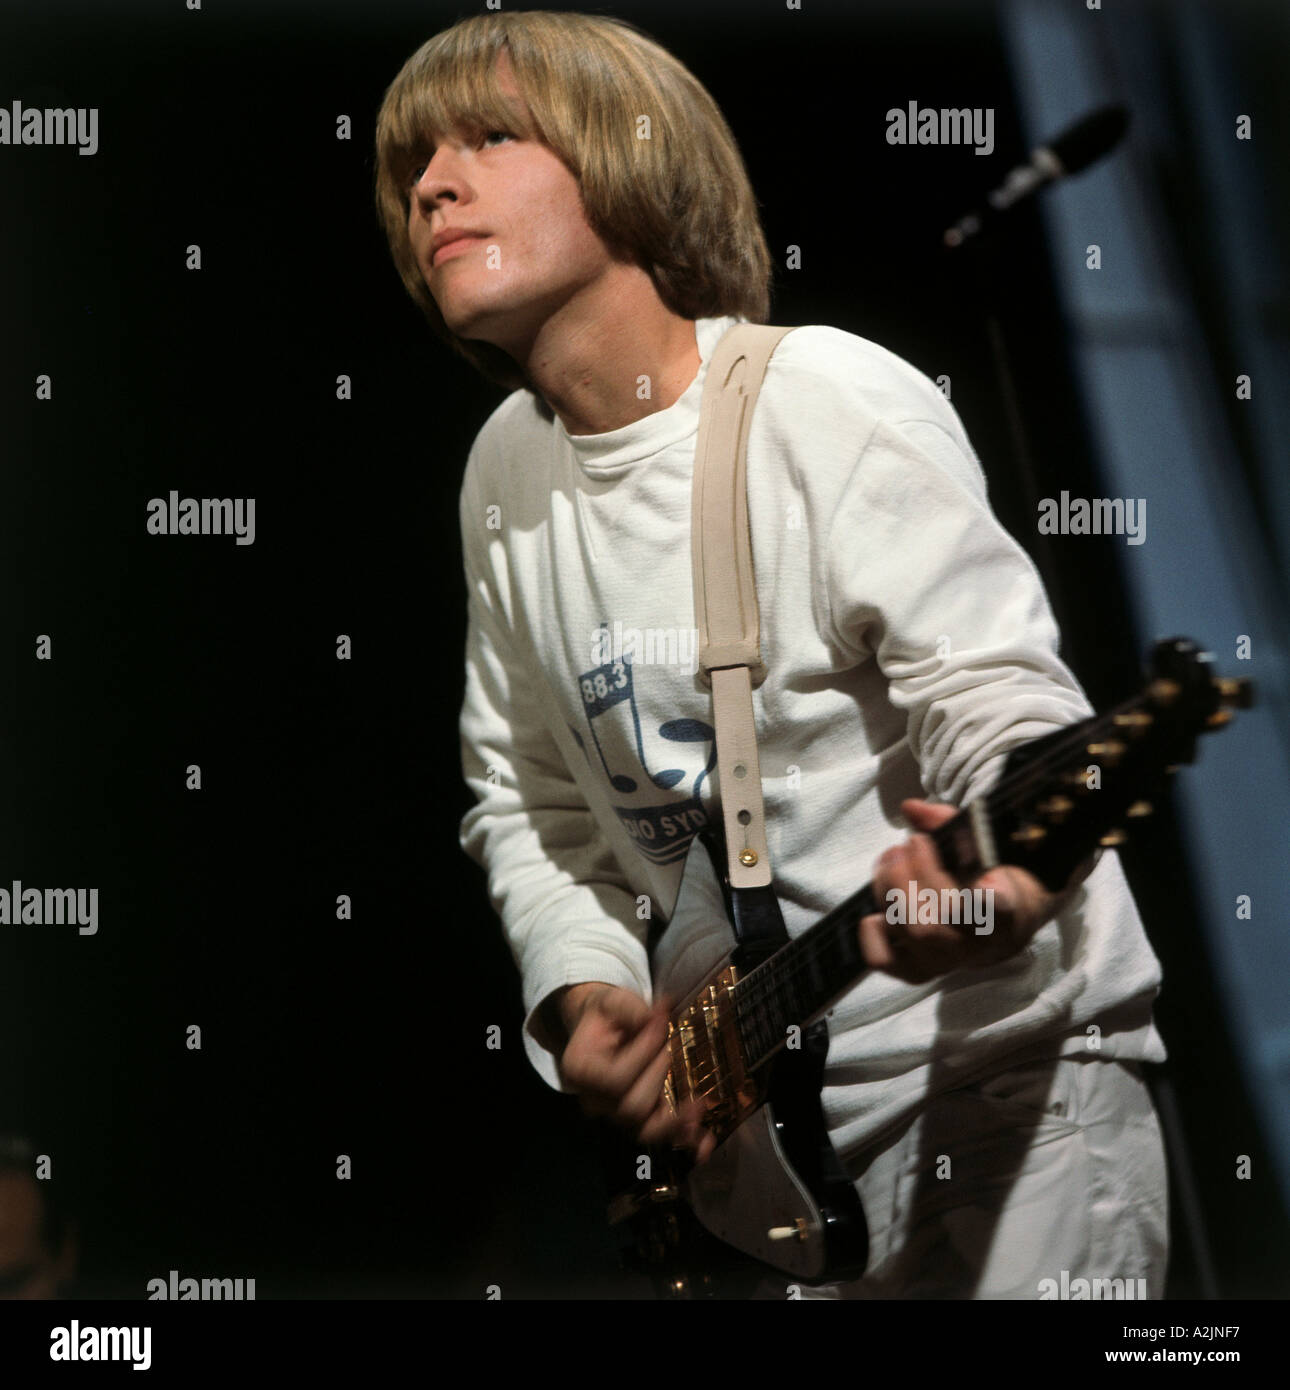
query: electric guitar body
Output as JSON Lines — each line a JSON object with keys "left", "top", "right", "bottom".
{"left": 650, "top": 824, "right": 870, "bottom": 1285}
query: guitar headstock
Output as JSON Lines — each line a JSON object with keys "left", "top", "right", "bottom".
{"left": 985, "top": 638, "right": 1253, "bottom": 891}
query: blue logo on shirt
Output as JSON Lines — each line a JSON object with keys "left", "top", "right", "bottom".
{"left": 569, "top": 647, "right": 715, "bottom": 866}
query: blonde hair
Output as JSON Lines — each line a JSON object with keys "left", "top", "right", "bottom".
{"left": 373, "top": 10, "right": 772, "bottom": 398}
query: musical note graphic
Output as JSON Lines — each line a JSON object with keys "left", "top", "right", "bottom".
{"left": 577, "top": 652, "right": 686, "bottom": 792}
{"left": 657, "top": 718, "right": 717, "bottom": 798}
{"left": 568, "top": 639, "right": 721, "bottom": 865}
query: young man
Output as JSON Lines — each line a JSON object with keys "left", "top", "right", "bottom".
{"left": 374, "top": 11, "right": 1169, "bottom": 1298}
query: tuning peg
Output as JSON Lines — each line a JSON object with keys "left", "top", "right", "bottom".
{"left": 1216, "top": 676, "right": 1254, "bottom": 709}
{"left": 1126, "top": 800, "right": 1152, "bottom": 817}
{"left": 1099, "top": 828, "right": 1128, "bottom": 847}
{"left": 1037, "top": 795, "right": 1074, "bottom": 821}
{"left": 1113, "top": 711, "right": 1153, "bottom": 731}
{"left": 1010, "top": 824, "right": 1047, "bottom": 845}
{"left": 1086, "top": 740, "right": 1126, "bottom": 763}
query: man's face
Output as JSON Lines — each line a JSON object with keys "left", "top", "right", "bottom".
{"left": 0, "top": 1172, "right": 72, "bottom": 1299}
{"left": 407, "top": 52, "right": 618, "bottom": 361}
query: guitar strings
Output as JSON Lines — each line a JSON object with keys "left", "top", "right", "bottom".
{"left": 720, "top": 689, "right": 1163, "bottom": 1069}
{"left": 676, "top": 685, "right": 1178, "bottom": 1102}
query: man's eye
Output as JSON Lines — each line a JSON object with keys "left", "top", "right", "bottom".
{"left": 407, "top": 131, "right": 511, "bottom": 187}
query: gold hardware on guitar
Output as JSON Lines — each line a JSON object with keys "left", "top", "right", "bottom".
{"left": 1215, "top": 676, "right": 1253, "bottom": 708}
{"left": 1112, "top": 711, "right": 1153, "bottom": 730}
{"left": 663, "top": 964, "right": 762, "bottom": 1146}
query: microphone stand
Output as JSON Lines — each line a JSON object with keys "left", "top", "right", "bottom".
{"left": 947, "top": 228, "right": 1072, "bottom": 645}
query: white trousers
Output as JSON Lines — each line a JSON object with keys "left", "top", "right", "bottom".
{"left": 763, "top": 1056, "right": 1169, "bottom": 1300}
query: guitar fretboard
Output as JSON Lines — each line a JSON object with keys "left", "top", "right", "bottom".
{"left": 727, "top": 687, "right": 1169, "bottom": 1073}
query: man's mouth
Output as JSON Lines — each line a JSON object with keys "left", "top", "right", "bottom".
{"left": 432, "top": 234, "right": 487, "bottom": 267}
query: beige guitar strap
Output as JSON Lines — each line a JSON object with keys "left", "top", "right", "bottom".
{"left": 691, "top": 322, "right": 798, "bottom": 889}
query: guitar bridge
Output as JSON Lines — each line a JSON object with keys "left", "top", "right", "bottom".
{"left": 666, "top": 964, "right": 763, "bottom": 1145}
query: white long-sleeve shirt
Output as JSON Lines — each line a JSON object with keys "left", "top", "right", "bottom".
{"left": 458, "top": 313, "right": 1165, "bottom": 1161}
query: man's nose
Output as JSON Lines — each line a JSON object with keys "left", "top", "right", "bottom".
{"left": 412, "top": 143, "right": 468, "bottom": 207}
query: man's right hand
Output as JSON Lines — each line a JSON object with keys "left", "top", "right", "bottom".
{"left": 552, "top": 982, "right": 716, "bottom": 1164}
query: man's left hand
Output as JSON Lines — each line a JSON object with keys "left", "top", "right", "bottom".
{"left": 856, "top": 797, "right": 1095, "bottom": 984}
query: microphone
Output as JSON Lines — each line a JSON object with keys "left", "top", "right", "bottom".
{"left": 943, "top": 104, "right": 1130, "bottom": 248}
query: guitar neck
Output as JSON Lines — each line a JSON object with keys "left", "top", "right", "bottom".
{"left": 730, "top": 750, "right": 1035, "bottom": 1071}
{"left": 728, "top": 655, "right": 1248, "bottom": 1075}
{"left": 733, "top": 880, "right": 878, "bottom": 1072}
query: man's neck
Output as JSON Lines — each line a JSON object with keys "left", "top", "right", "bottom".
{"left": 514, "top": 270, "right": 704, "bottom": 437}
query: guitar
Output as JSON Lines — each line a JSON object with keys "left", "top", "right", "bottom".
{"left": 604, "top": 637, "right": 1253, "bottom": 1293}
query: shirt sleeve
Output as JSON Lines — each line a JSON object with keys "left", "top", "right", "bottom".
{"left": 457, "top": 451, "right": 654, "bottom": 1092}
{"left": 824, "top": 403, "right": 1096, "bottom": 810}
